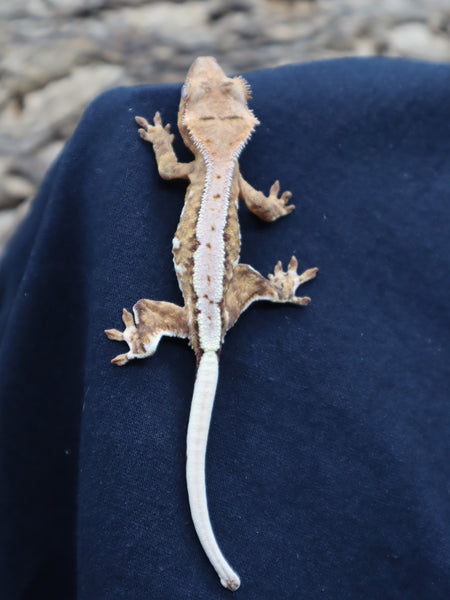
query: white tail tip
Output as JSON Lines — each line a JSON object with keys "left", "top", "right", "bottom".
{"left": 221, "top": 575, "right": 241, "bottom": 591}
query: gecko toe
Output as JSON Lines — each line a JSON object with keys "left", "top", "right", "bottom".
{"left": 111, "top": 353, "right": 130, "bottom": 366}
{"left": 105, "top": 328, "right": 124, "bottom": 341}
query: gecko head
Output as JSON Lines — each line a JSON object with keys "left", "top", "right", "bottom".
{"left": 178, "top": 56, "right": 259, "bottom": 160}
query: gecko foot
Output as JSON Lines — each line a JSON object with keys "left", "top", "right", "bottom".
{"left": 105, "top": 308, "right": 150, "bottom": 365}
{"left": 268, "top": 256, "right": 318, "bottom": 305}
{"left": 135, "top": 112, "right": 174, "bottom": 144}
{"left": 266, "top": 180, "right": 295, "bottom": 219}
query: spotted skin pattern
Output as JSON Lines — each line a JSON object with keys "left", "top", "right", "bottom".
{"left": 105, "top": 57, "right": 317, "bottom": 591}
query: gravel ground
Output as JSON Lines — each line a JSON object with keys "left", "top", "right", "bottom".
{"left": 1, "top": 0, "right": 449, "bottom": 251}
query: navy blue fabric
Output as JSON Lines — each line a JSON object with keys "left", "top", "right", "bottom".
{"left": 0, "top": 58, "right": 449, "bottom": 599}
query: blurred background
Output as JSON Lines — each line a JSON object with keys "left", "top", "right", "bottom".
{"left": 1, "top": 0, "right": 449, "bottom": 252}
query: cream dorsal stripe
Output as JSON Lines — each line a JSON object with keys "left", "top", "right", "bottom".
{"left": 106, "top": 56, "right": 318, "bottom": 591}
{"left": 193, "top": 155, "right": 237, "bottom": 352}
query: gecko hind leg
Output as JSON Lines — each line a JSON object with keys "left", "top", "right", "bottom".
{"left": 224, "top": 257, "right": 318, "bottom": 332}
{"left": 105, "top": 299, "right": 188, "bottom": 366}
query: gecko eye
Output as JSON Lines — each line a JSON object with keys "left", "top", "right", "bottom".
{"left": 181, "top": 84, "right": 189, "bottom": 99}
{"left": 190, "top": 86, "right": 206, "bottom": 102}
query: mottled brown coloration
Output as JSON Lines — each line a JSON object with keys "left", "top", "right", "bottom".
{"left": 106, "top": 57, "right": 318, "bottom": 590}
{"left": 105, "top": 301, "right": 189, "bottom": 365}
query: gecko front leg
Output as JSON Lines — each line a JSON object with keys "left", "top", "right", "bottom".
{"left": 136, "top": 113, "right": 194, "bottom": 180}
{"left": 239, "top": 173, "right": 295, "bottom": 222}
{"left": 224, "top": 257, "right": 318, "bottom": 332}
{"left": 105, "top": 299, "right": 188, "bottom": 365}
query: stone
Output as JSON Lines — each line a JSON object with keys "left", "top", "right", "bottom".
{"left": 0, "top": 64, "right": 124, "bottom": 149}
{"left": 386, "top": 22, "right": 450, "bottom": 61}
{"left": 0, "top": 176, "right": 34, "bottom": 209}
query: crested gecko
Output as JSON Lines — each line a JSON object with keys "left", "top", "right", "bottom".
{"left": 105, "top": 56, "right": 317, "bottom": 591}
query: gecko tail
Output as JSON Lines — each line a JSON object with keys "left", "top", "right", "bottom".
{"left": 186, "top": 350, "right": 241, "bottom": 591}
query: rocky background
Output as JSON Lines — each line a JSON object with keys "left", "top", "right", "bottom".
{"left": 1, "top": 0, "right": 450, "bottom": 252}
